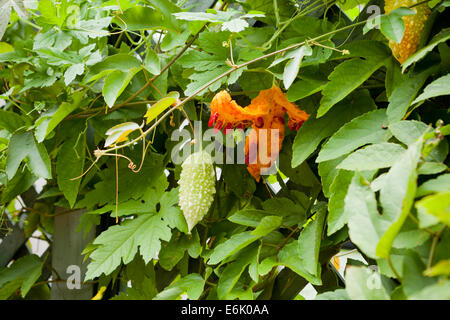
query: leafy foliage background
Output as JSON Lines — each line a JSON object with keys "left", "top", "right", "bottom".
{"left": 0, "top": 0, "right": 449, "bottom": 300}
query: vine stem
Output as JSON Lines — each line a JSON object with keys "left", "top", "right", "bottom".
{"left": 387, "top": 255, "right": 402, "bottom": 282}
{"left": 100, "top": 19, "right": 369, "bottom": 155}
{"left": 277, "top": 227, "right": 299, "bottom": 252}
{"left": 427, "top": 225, "right": 447, "bottom": 269}
{"left": 115, "top": 149, "right": 119, "bottom": 223}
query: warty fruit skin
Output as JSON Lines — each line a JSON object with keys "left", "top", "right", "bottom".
{"left": 384, "top": 0, "right": 431, "bottom": 63}
{"left": 178, "top": 150, "right": 216, "bottom": 234}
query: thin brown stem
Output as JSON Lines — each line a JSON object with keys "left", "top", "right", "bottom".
{"left": 387, "top": 255, "right": 402, "bottom": 282}
{"left": 428, "top": 225, "right": 446, "bottom": 269}
{"left": 115, "top": 149, "right": 119, "bottom": 224}
{"left": 278, "top": 227, "right": 299, "bottom": 252}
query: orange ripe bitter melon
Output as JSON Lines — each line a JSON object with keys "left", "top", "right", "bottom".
{"left": 384, "top": 0, "right": 431, "bottom": 63}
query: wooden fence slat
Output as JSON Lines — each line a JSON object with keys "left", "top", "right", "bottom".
{"left": 50, "top": 209, "right": 95, "bottom": 300}
{"left": 0, "top": 223, "right": 27, "bottom": 266}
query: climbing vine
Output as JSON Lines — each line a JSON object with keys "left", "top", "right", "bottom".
{"left": 0, "top": 0, "right": 449, "bottom": 300}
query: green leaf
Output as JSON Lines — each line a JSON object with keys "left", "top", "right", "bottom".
{"left": 377, "top": 253, "right": 405, "bottom": 279}
{"left": 147, "top": 0, "right": 183, "bottom": 29}
{"left": 251, "top": 215, "right": 282, "bottom": 236}
{"left": 101, "top": 0, "right": 134, "bottom": 11}
{"left": 328, "top": 170, "right": 355, "bottom": 235}
{"left": 0, "top": 280, "right": 22, "bottom": 300}
{"left": 222, "top": 165, "right": 255, "bottom": 198}
{"left": 317, "top": 109, "right": 391, "bottom": 162}
{"left": 113, "top": 256, "right": 157, "bottom": 300}
{"left": 36, "top": 0, "right": 68, "bottom": 26}
{"left": 402, "top": 28, "right": 450, "bottom": 72}
{"left": 159, "top": 232, "right": 201, "bottom": 271}
{"left": 413, "top": 73, "right": 450, "bottom": 104}
{"left": 424, "top": 260, "right": 450, "bottom": 276}
{"left": 403, "top": 251, "right": 436, "bottom": 298}
{"left": 262, "top": 196, "right": 307, "bottom": 226}
{"left": 57, "top": 132, "right": 86, "bottom": 208}
{"left": 417, "top": 162, "right": 447, "bottom": 175}
{"left": 77, "top": 153, "right": 165, "bottom": 209}
{"left": 154, "top": 274, "right": 205, "bottom": 300}
{"left": 104, "top": 122, "right": 140, "bottom": 147}
{"left": 184, "top": 66, "right": 229, "bottom": 97}
{"left": 416, "top": 174, "right": 450, "bottom": 197}
{"left": 315, "top": 289, "right": 350, "bottom": 300}
{"left": 242, "top": 0, "right": 296, "bottom": 25}
{"left": 21, "top": 71, "right": 59, "bottom": 92}
{"left": 113, "top": 6, "right": 177, "bottom": 31}
{"left": 0, "top": 110, "right": 26, "bottom": 133}
{"left": 197, "top": 31, "right": 230, "bottom": 58}
{"left": 32, "top": 29, "right": 56, "bottom": 50}
{"left": 337, "top": 0, "right": 368, "bottom": 10}
{"left": 85, "top": 54, "right": 141, "bottom": 83}
{"left": 0, "top": 0, "right": 12, "bottom": 41}
{"left": 161, "top": 29, "right": 190, "bottom": 51}
{"left": 287, "top": 77, "right": 327, "bottom": 101}
{"left": 380, "top": 8, "right": 415, "bottom": 43}
{"left": 144, "top": 95, "right": 178, "bottom": 124}
{"left": 392, "top": 220, "right": 430, "bottom": 249}
{"left": 160, "top": 188, "right": 188, "bottom": 234}
{"left": 318, "top": 155, "right": 346, "bottom": 198}
{"left": 441, "top": 124, "right": 450, "bottom": 136}
{"left": 386, "top": 66, "right": 436, "bottom": 123}
{"left": 0, "top": 169, "right": 37, "bottom": 205}
{"left": 208, "top": 232, "right": 259, "bottom": 265}
{"left": 103, "top": 67, "right": 141, "bottom": 107}
{"left": 317, "top": 42, "right": 390, "bottom": 117}
{"left": 89, "top": 199, "right": 149, "bottom": 217}
{"left": 35, "top": 92, "right": 84, "bottom": 142}
{"left": 416, "top": 192, "right": 450, "bottom": 226}
{"left": 377, "top": 138, "right": 423, "bottom": 258}
{"left": 277, "top": 241, "right": 322, "bottom": 285}
{"left": 385, "top": 57, "right": 404, "bottom": 99}
{"left": 283, "top": 46, "right": 313, "bottom": 90}
{"left": 345, "top": 266, "right": 390, "bottom": 300}
{"left": 292, "top": 90, "right": 376, "bottom": 167}
{"left": 217, "top": 244, "right": 258, "bottom": 299}
{"left": 0, "top": 254, "right": 42, "bottom": 299}
{"left": 337, "top": 143, "right": 406, "bottom": 171}
{"left": 278, "top": 142, "right": 320, "bottom": 189}
{"left": 6, "top": 131, "right": 52, "bottom": 179}
{"left": 221, "top": 18, "right": 249, "bottom": 33}
{"left": 64, "top": 63, "right": 84, "bottom": 85}
{"left": 389, "top": 120, "right": 447, "bottom": 162}
{"left": 173, "top": 11, "right": 230, "bottom": 23}
{"left": 144, "top": 49, "right": 161, "bottom": 75}
{"left": 409, "top": 281, "right": 450, "bottom": 300}
{"left": 347, "top": 173, "right": 390, "bottom": 258}
{"left": 297, "top": 206, "right": 326, "bottom": 276}
{"left": 37, "top": 48, "right": 82, "bottom": 66}
{"left": 11, "top": 0, "right": 26, "bottom": 19}
{"left": 389, "top": 120, "right": 427, "bottom": 145}
{"left": 228, "top": 209, "right": 269, "bottom": 227}
{"left": 85, "top": 213, "right": 172, "bottom": 280}
{"left": 229, "top": 198, "right": 306, "bottom": 228}
{"left": 178, "top": 50, "right": 224, "bottom": 71}
{"left": 0, "top": 41, "right": 14, "bottom": 54}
